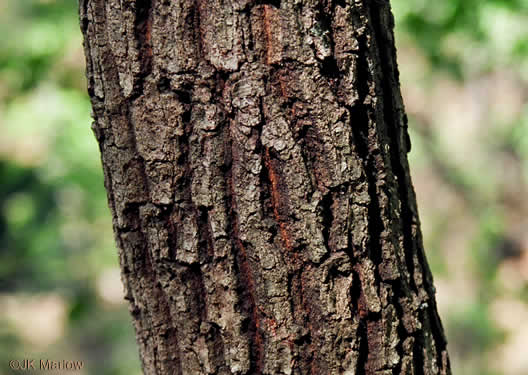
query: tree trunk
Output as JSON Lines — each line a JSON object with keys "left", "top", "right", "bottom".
{"left": 79, "top": 0, "right": 450, "bottom": 374}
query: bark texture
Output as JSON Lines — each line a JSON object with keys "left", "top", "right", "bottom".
{"left": 80, "top": 0, "right": 451, "bottom": 374}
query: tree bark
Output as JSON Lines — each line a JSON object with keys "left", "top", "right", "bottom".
{"left": 79, "top": 0, "right": 451, "bottom": 374}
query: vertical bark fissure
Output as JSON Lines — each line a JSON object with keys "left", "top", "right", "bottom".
{"left": 180, "top": 86, "right": 212, "bottom": 339}
{"left": 264, "top": 148, "right": 295, "bottom": 253}
{"left": 133, "top": 0, "right": 154, "bottom": 95}
{"left": 351, "top": 267, "right": 369, "bottom": 375}
{"left": 390, "top": 279, "right": 409, "bottom": 375}
{"left": 320, "top": 191, "right": 334, "bottom": 253}
{"left": 344, "top": 26, "right": 385, "bottom": 267}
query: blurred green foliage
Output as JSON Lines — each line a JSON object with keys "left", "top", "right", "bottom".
{"left": 396, "top": 1, "right": 528, "bottom": 374}
{"left": 0, "top": 0, "right": 140, "bottom": 374}
{"left": 0, "top": 0, "right": 526, "bottom": 374}
{"left": 393, "top": 0, "right": 528, "bottom": 78}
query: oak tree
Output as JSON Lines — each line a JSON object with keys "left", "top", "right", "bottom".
{"left": 79, "top": 0, "right": 451, "bottom": 374}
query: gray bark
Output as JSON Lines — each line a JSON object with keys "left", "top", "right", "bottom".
{"left": 79, "top": 0, "right": 451, "bottom": 374}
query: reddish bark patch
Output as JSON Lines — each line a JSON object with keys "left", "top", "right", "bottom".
{"left": 264, "top": 148, "right": 294, "bottom": 252}
{"left": 353, "top": 264, "right": 370, "bottom": 320}
{"left": 263, "top": 5, "right": 273, "bottom": 65}
{"left": 262, "top": 5, "right": 281, "bottom": 65}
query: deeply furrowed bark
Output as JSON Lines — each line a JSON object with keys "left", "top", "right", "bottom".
{"left": 79, "top": 0, "right": 451, "bottom": 374}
